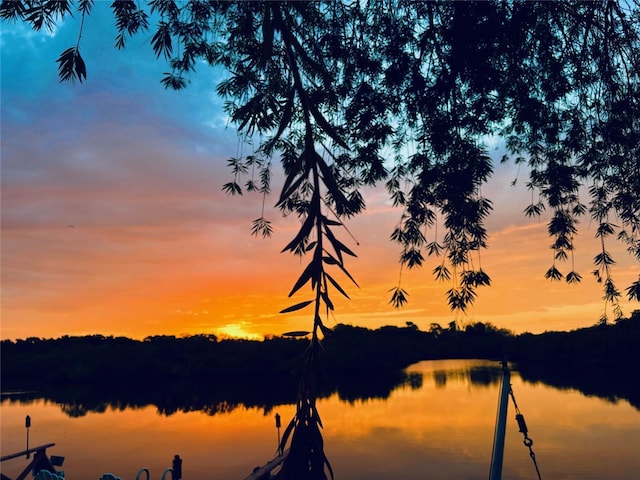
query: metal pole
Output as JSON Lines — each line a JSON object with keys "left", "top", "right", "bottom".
{"left": 489, "top": 361, "right": 510, "bottom": 480}
{"left": 25, "top": 415, "right": 31, "bottom": 459}
{"left": 275, "top": 413, "right": 282, "bottom": 454}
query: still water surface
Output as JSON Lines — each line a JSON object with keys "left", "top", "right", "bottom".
{"left": 2, "top": 359, "right": 639, "bottom": 479}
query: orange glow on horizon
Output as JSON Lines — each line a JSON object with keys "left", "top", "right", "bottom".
{"left": 2, "top": 212, "right": 637, "bottom": 342}
{"left": 1, "top": 176, "right": 638, "bottom": 341}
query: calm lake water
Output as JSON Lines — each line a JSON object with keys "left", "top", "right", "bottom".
{"left": 1, "top": 359, "right": 639, "bottom": 479}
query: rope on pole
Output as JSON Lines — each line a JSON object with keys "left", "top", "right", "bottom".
{"left": 509, "top": 387, "right": 543, "bottom": 480}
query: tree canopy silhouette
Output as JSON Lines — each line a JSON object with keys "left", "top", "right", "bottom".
{"left": 4, "top": 0, "right": 637, "bottom": 323}
{"left": 4, "top": 1, "right": 640, "bottom": 478}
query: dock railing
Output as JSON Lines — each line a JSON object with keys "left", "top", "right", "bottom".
{"left": 243, "top": 449, "right": 290, "bottom": 480}
{"left": 1, "top": 443, "right": 61, "bottom": 480}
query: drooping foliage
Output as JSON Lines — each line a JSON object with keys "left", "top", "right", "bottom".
{"left": 4, "top": 0, "right": 637, "bottom": 321}
{"left": 3, "top": 1, "right": 640, "bottom": 477}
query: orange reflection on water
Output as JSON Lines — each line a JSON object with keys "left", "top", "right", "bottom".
{"left": 1, "top": 360, "right": 639, "bottom": 480}
{"left": 318, "top": 360, "right": 640, "bottom": 479}
{"left": 0, "top": 400, "right": 295, "bottom": 480}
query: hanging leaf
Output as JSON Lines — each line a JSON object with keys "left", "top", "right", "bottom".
{"left": 322, "top": 254, "right": 339, "bottom": 266}
{"left": 524, "top": 202, "right": 545, "bottom": 217}
{"left": 332, "top": 259, "right": 359, "bottom": 288}
{"left": 321, "top": 291, "right": 334, "bottom": 311}
{"left": 324, "top": 226, "right": 356, "bottom": 263}
{"left": 544, "top": 265, "right": 564, "bottom": 281}
{"left": 160, "top": 72, "right": 187, "bottom": 90}
{"left": 281, "top": 211, "right": 316, "bottom": 254}
{"left": 273, "top": 89, "right": 295, "bottom": 143}
{"left": 433, "top": 264, "right": 451, "bottom": 281}
{"left": 603, "top": 278, "right": 621, "bottom": 302}
{"left": 401, "top": 248, "right": 424, "bottom": 268}
{"left": 0, "top": 1, "right": 27, "bottom": 21}
{"left": 280, "top": 300, "right": 313, "bottom": 314}
{"left": 475, "top": 269, "right": 491, "bottom": 286}
{"left": 625, "top": 279, "right": 640, "bottom": 301}
{"left": 56, "top": 47, "right": 86, "bottom": 83}
{"left": 281, "top": 330, "right": 311, "bottom": 337}
{"left": 325, "top": 273, "right": 350, "bottom": 299}
{"left": 595, "top": 222, "right": 616, "bottom": 238}
{"left": 388, "top": 286, "right": 409, "bottom": 308}
{"left": 594, "top": 251, "right": 615, "bottom": 267}
{"left": 565, "top": 271, "right": 582, "bottom": 284}
{"left": 251, "top": 217, "right": 273, "bottom": 238}
{"left": 151, "top": 21, "right": 173, "bottom": 59}
{"left": 427, "top": 241, "right": 443, "bottom": 257}
{"left": 288, "top": 260, "right": 319, "bottom": 297}
{"left": 222, "top": 182, "right": 243, "bottom": 196}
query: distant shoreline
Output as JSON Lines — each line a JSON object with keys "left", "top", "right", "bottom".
{"left": 2, "top": 313, "right": 639, "bottom": 380}
{"left": 2, "top": 313, "right": 639, "bottom": 412}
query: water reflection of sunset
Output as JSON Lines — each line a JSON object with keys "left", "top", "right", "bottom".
{"left": 2, "top": 360, "right": 638, "bottom": 479}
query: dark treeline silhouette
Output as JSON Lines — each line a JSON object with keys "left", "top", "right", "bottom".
{"left": 1, "top": 334, "right": 305, "bottom": 383}
{"left": 2, "top": 312, "right": 639, "bottom": 411}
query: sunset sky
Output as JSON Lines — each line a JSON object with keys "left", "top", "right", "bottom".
{"left": 1, "top": 7, "right": 638, "bottom": 341}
